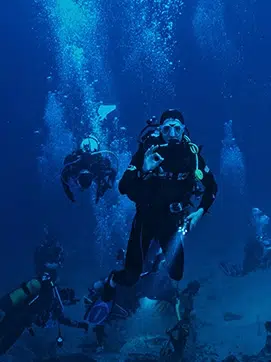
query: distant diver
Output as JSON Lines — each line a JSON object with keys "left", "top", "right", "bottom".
{"left": 160, "top": 280, "right": 200, "bottom": 361}
{"left": 83, "top": 248, "right": 167, "bottom": 353}
{"left": 61, "top": 134, "right": 118, "bottom": 203}
{"left": 0, "top": 231, "right": 87, "bottom": 355}
{"left": 220, "top": 208, "right": 271, "bottom": 277}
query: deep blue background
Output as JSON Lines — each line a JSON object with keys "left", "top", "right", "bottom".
{"left": 1, "top": 1, "right": 270, "bottom": 289}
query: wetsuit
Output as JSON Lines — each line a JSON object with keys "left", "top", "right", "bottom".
{"left": 112, "top": 136, "right": 217, "bottom": 286}
{"left": 61, "top": 150, "right": 116, "bottom": 203}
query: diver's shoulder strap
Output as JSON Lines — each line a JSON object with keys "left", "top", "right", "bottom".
{"left": 183, "top": 135, "right": 203, "bottom": 181}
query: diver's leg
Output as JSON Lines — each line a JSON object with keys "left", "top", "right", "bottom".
{"left": 112, "top": 212, "right": 154, "bottom": 286}
{"left": 93, "top": 325, "right": 106, "bottom": 351}
{"left": 61, "top": 178, "right": 75, "bottom": 202}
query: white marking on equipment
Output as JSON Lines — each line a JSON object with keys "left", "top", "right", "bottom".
{"left": 127, "top": 165, "right": 137, "bottom": 171}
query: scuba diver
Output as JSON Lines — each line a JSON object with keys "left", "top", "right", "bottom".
{"left": 0, "top": 235, "right": 87, "bottom": 355}
{"left": 220, "top": 208, "right": 271, "bottom": 277}
{"left": 220, "top": 321, "right": 271, "bottom": 361}
{"left": 61, "top": 134, "right": 118, "bottom": 203}
{"left": 84, "top": 245, "right": 197, "bottom": 353}
{"left": 82, "top": 248, "right": 169, "bottom": 353}
{"left": 82, "top": 279, "right": 129, "bottom": 353}
{"left": 160, "top": 280, "right": 200, "bottom": 361}
{"left": 100, "top": 109, "right": 217, "bottom": 301}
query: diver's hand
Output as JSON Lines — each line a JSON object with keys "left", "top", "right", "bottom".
{"left": 142, "top": 145, "right": 164, "bottom": 173}
{"left": 186, "top": 208, "right": 204, "bottom": 230}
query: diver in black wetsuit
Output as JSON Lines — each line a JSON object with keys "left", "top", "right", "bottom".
{"left": 0, "top": 234, "right": 87, "bottom": 355}
{"left": 61, "top": 135, "right": 117, "bottom": 203}
{"left": 101, "top": 109, "right": 217, "bottom": 300}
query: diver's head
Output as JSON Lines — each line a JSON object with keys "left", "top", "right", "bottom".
{"left": 80, "top": 135, "right": 100, "bottom": 153}
{"left": 78, "top": 170, "right": 93, "bottom": 189}
{"left": 34, "top": 237, "right": 64, "bottom": 278}
{"left": 252, "top": 207, "right": 261, "bottom": 218}
{"left": 159, "top": 109, "right": 186, "bottom": 144}
{"left": 93, "top": 280, "right": 104, "bottom": 293}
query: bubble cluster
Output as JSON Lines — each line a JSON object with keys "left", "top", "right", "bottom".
{"left": 39, "top": 92, "right": 75, "bottom": 185}
{"left": 38, "top": 0, "right": 107, "bottom": 134}
{"left": 92, "top": 118, "right": 135, "bottom": 267}
{"left": 192, "top": 0, "right": 237, "bottom": 64}
{"left": 122, "top": 0, "right": 183, "bottom": 94}
{"left": 36, "top": 0, "right": 186, "bottom": 264}
{"left": 220, "top": 119, "right": 246, "bottom": 194}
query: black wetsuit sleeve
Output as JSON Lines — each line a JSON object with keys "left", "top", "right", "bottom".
{"left": 58, "top": 315, "right": 88, "bottom": 331}
{"left": 118, "top": 145, "right": 145, "bottom": 203}
{"left": 197, "top": 154, "right": 218, "bottom": 213}
{"left": 61, "top": 153, "right": 78, "bottom": 202}
{"left": 61, "top": 171, "right": 75, "bottom": 202}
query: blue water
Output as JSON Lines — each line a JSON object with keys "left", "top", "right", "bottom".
{"left": 1, "top": 0, "right": 271, "bottom": 359}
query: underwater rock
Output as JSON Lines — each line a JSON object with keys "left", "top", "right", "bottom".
{"left": 119, "top": 335, "right": 167, "bottom": 360}
{"left": 125, "top": 352, "right": 158, "bottom": 361}
{"left": 222, "top": 355, "right": 240, "bottom": 362}
{"left": 37, "top": 354, "right": 96, "bottom": 362}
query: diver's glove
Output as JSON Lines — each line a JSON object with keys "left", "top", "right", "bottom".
{"left": 186, "top": 208, "right": 204, "bottom": 230}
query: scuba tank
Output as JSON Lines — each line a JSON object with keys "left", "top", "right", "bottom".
{"left": 0, "top": 279, "right": 42, "bottom": 318}
{"left": 0, "top": 276, "right": 45, "bottom": 355}
{"left": 10, "top": 279, "right": 42, "bottom": 306}
{"left": 137, "top": 116, "right": 160, "bottom": 150}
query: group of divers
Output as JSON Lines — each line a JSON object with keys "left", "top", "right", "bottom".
{"left": 1, "top": 109, "right": 271, "bottom": 361}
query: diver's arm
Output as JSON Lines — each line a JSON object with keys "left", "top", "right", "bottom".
{"left": 118, "top": 145, "right": 146, "bottom": 203}
{"left": 58, "top": 315, "right": 88, "bottom": 331}
{"left": 61, "top": 171, "right": 75, "bottom": 202}
{"left": 197, "top": 154, "right": 218, "bottom": 213}
{"left": 61, "top": 179, "right": 75, "bottom": 202}
{"left": 61, "top": 151, "right": 84, "bottom": 202}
